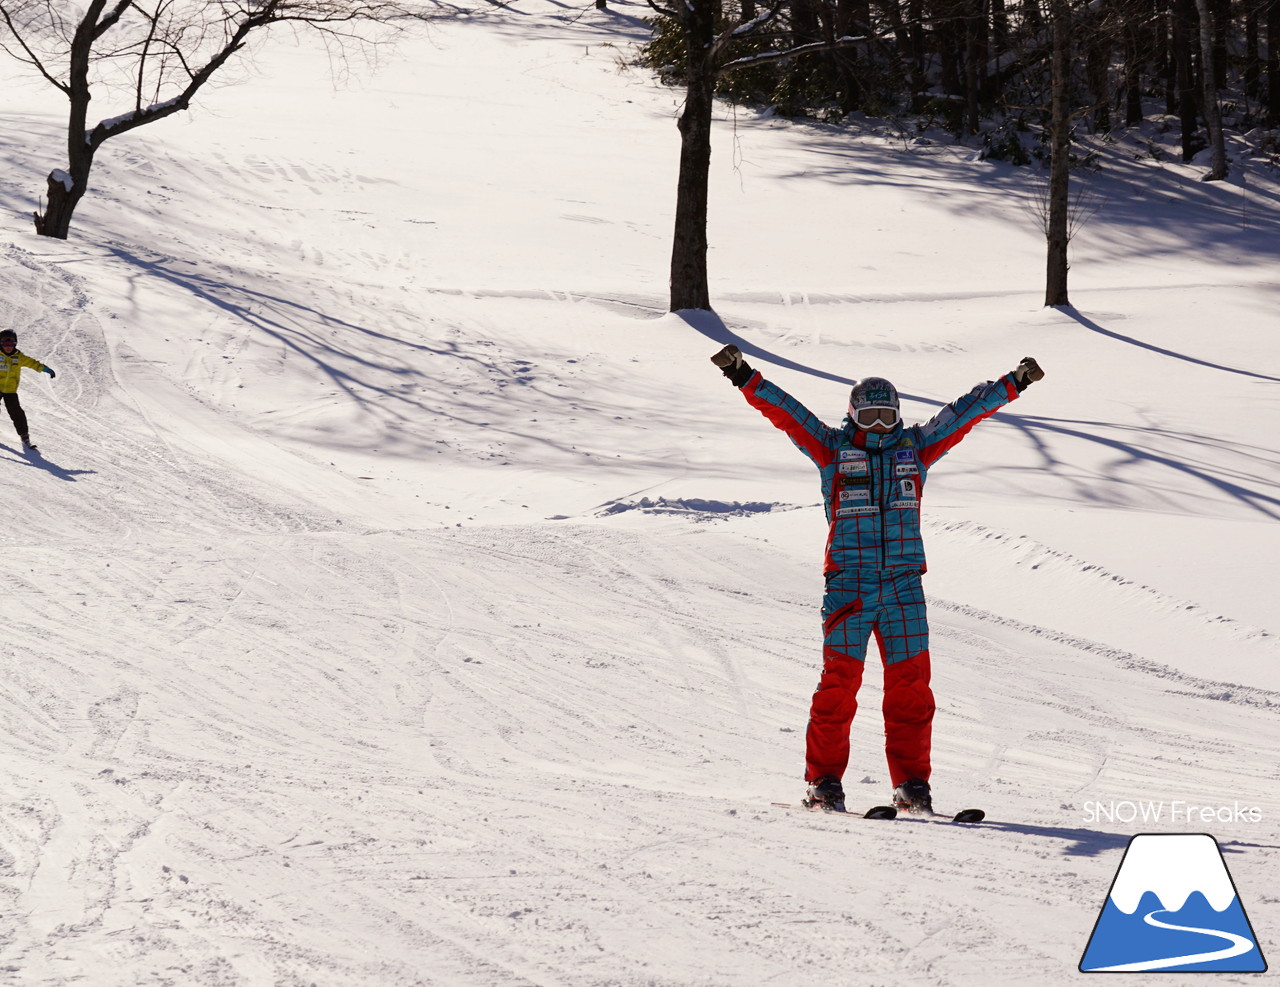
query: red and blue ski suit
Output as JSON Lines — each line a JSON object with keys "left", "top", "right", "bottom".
{"left": 740, "top": 370, "right": 1021, "bottom": 786}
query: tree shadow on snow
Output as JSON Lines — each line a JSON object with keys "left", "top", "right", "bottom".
{"left": 1061, "top": 305, "right": 1280, "bottom": 383}
{"left": 678, "top": 307, "right": 859, "bottom": 388}
{"left": 103, "top": 244, "right": 482, "bottom": 414}
{"left": 101, "top": 246, "right": 695, "bottom": 470}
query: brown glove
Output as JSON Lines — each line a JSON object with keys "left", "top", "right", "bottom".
{"left": 1012, "top": 356, "right": 1044, "bottom": 391}
{"left": 711, "top": 344, "right": 753, "bottom": 387}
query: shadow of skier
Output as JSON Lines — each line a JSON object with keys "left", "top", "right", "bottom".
{"left": 1, "top": 442, "right": 97, "bottom": 481}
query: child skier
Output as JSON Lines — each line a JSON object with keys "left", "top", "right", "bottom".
{"left": 0, "top": 329, "right": 57, "bottom": 450}
{"left": 710, "top": 343, "right": 1043, "bottom": 815}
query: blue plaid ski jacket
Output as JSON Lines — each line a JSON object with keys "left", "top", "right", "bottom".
{"left": 742, "top": 371, "right": 1020, "bottom": 574}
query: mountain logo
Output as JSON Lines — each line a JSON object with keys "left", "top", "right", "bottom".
{"left": 1080, "top": 833, "right": 1267, "bottom": 973}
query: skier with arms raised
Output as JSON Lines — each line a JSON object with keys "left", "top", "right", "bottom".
{"left": 710, "top": 343, "right": 1043, "bottom": 816}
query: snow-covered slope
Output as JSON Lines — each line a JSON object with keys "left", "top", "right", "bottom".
{"left": 1, "top": 3, "right": 1277, "bottom": 984}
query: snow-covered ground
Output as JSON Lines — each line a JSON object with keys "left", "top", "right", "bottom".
{"left": 1, "top": 3, "right": 1277, "bottom": 984}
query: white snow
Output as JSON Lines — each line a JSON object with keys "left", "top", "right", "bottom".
{"left": 0, "top": 2, "right": 1277, "bottom": 984}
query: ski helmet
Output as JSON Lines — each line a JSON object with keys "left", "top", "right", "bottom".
{"left": 0, "top": 330, "right": 15, "bottom": 348}
{"left": 848, "top": 376, "right": 900, "bottom": 430}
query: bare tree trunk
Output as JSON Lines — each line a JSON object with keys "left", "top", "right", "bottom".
{"left": 1269, "top": 0, "right": 1280, "bottom": 124}
{"left": 1123, "top": 16, "right": 1145, "bottom": 126}
{"left": 834, "top": 0, "right": 868, "bottom": 110}
{"left": 1194, "top": 0, "right": 1229, "bottom": 178}
{"left": 669, "top": 0, "right": 719, "bottom": 312}
{"left": 1245, "top": 5, "right": 1260, "bottom": 97}
{"left": 35, "top": 166, "right": 91, "bottom": 240}
{"left": 1045, "top": 0, "right": 1072, "bottom": 307}
{"left": 32, "top": 0, "right": 103, "bottom": 238}
{"left": 936, "top": 0, "right": 963, "bottom": 98}
{"left": 1160, "top": 0, "right": 1176, "bottom": 114}
{"left": 1210, "top": 0, "right": 1229, "bottom": 88}
{"left": 908, "top": 0, "right": 928, "bottom": 86}
{"left": 991, "top": 0, "right": 1010, "bottom": 50}
{"left": 1086, "top": 27, "right": 1111, "bottom": 132}
{"left": 876, "top": 0, "right": 927, "bottom": 106}
{"left": 964, "top": 0, "right": 982, "bottom": 134}
{"left": 1173, "top": 0, "right": 1199, "bottom": 161}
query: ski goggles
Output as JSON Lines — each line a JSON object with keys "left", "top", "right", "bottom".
{"left": 854, "top": 406, "right": 899, "bottom": 428}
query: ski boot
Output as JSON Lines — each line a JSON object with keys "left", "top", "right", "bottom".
{"left": 892, "top": 777, "right": 934, "bottom": 816}
{"left": 802, "top": 775, "right": 846, "bottom": 812}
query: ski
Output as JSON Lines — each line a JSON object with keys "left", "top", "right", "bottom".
{"left": 896, "top": 807, "right": 986, "bottom": 823}
{"left": 773, "top": 802, "right": 983, "bottom": 822}
{"left": 772, "top": 801, "right": 898, "bottom": 820}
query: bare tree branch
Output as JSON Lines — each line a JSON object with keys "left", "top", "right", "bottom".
{"left": 0, "top": 2, "right": 70, "bottom": 91}
{"left": 92, "top": 0, "right": 137, "bottom": 42}
{"left": 645, "top": 0, "right": 679, "bottom": 18}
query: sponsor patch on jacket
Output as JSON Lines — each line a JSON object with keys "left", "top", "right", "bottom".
{"left": 889, "top": 478, "right": 920, "bottom": 509}
{"left": 838, "top": 447, "right": 870, "bottom": 476}
{"left": 839, "top": 459, "right": 869, "bottom": 476}
{"left": 836, "top": 487, "right": 879, "bottom": 517}
{"left": 894, "top": 449, "right": 919, "bottom": 476}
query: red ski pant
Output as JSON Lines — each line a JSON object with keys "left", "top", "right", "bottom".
{"left": 805, "top": 569, "right": 935, "bottom": 787}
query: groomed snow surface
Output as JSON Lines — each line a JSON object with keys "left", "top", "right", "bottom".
{"left": 1, "top": 2, "right": 1277, "bottom": 984}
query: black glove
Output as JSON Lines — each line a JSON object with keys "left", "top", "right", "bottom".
{"left": 1012, "top": 356, "right": 1043, "bottom": 392}
{"left": 710, "top": 344, "right": 754, "bottom": 388}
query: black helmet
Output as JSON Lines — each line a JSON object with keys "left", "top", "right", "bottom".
{"left": 0, "top": 330, "right": 15, "bottom": 348}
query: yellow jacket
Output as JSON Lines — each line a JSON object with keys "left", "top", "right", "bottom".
{"left": 0, "top": 350, "right": 47, "bottom": 394}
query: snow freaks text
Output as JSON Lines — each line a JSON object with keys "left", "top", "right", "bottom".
{"left": 1082, "top": 801, "right": 1263, "bottom": 824}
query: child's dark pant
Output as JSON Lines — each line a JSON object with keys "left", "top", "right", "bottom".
{"left": 2, "top": 392, "right": 28, "bottom": 437}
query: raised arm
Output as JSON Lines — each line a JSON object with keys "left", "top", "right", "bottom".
{"left": 711, "top": 344, "right": 839, "bottom": 468}
{"left": 916, "top": 357, "right": 1044, "bottom": 468}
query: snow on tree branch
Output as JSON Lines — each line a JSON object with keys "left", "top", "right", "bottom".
{"left": 718, "top": 34, "right": 869, "bottom": 74}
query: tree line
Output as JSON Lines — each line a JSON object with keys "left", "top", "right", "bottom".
{"left": 642, "top": 0, "right": 1280, "bottom": 163}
